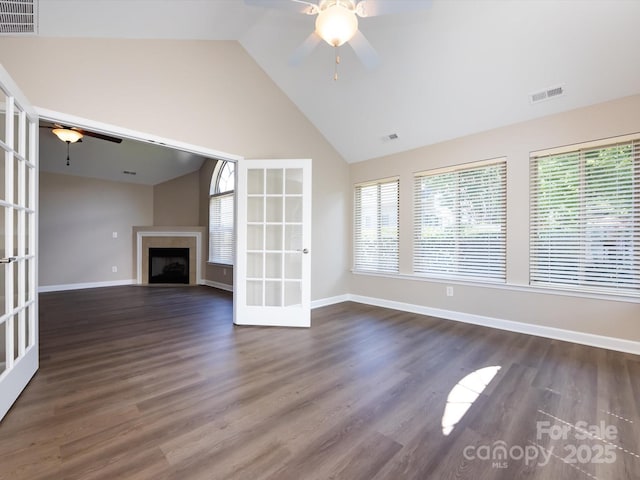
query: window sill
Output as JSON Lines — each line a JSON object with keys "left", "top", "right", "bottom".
{"left": 207, "top": 262, "right": 234, "bottom": 267}
{"left": 351, "top": 270, "right": 640, "bottom": 304}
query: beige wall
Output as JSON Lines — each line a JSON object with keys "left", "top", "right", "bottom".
{"left": 153, "top": 170, "right": 200, "bottom": 227}
{"left": 39, "top": 172, "right": 153, "bottom": 287}
{"left": 0, "top": 37, "right": 350, "bottom": 300}
{"left": 351, "top": 94, "right": 640, "bottom": 343}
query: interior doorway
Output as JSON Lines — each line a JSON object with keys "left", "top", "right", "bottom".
{"left": 37, "top": 108, "right": 240, "bottom": 296}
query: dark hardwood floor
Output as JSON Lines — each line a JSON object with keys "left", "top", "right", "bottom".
{"left": 0, "top": 286, "right": 638, "bottom": 479}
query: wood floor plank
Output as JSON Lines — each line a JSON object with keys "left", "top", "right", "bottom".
{"left": 0, "top": 286, "right": 637, "bottom": 480}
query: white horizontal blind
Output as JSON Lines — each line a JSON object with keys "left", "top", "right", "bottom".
{"left": 530, "top": 139, "right": 639, "bottom": 295}
{"left": 354, "top": 179, "right": 399, "bottom": 273}
{"left": 209, "top": 192, "right": 234, "bottom": 265}
{"left": 414, "top": 160, "right": 506, "bottom": 280}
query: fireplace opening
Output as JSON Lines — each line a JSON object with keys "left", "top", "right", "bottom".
{"left": 149, "top": 247, "right": 189, "bottom": 284}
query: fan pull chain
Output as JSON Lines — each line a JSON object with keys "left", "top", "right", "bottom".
{"left": 334, "top": 46, "right": 341, "bottom": 81}
{"left": 66, "top": 141, "right": 70, "bottom": 166}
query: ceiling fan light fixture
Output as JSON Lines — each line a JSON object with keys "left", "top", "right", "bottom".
{"left": 52, "top": 128, "right": 83, "bottom": 143}
{"left": 315, "top": 2, "right": 358, "bottom": 47}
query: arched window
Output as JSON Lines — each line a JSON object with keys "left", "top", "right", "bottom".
{"left": 209, "top": 160, "right": 235, "bottom": 265}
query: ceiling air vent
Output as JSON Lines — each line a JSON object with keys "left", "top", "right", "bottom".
{"left": 529, "top": 85, "right": 565, "bottom": 104}
{"left": 0, "top": 0, "right": 37, "bottom": 35}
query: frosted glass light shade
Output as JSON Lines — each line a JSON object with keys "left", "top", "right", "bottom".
{"left": 315, "top": 4, "right": 358, "bottom": 47}
{"left": 52, "top": 128, "right": 83, "bottom": 143}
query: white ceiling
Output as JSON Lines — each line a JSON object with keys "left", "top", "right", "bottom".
{"left": 36, "top": 0, "right": 640, "bottom": 165}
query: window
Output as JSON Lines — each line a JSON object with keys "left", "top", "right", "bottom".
{"left": 209, "top": 160, "right": 234, "bottom": 265}
{"left": 530, "top": 136, "right": 639, "bottom": 295}
{"left": 414, "top": 159, "right": 506, "bottom": 281}
{"left": 354, "top": 178, "right": 399, "bottom": 273}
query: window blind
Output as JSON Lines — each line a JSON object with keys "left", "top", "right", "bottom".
{"left": 414, "top": 159, "right": 506, "bottom": 280}
{"left": 209, "top": 192, "right": 234, "bottom": 265}
{"left": 354, "top": 178, "right": 399, "bottom": 273}
{"left": 530, "top": 138, "right": 639, "bottom": 295}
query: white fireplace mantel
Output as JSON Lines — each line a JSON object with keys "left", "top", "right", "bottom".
{"left": 134, "top": 228, "right": 204, "bottom": 285}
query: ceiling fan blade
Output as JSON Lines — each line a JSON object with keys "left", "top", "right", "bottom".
{"left": 355, "top": 0, "right": 432, "bottom": 17}
{"left": 289, "top": 32, "right": 322, "bottom": 66}
{"left": 348, "top": 30, "right": 380, "bottom": 69}
{"left": 79, "top": 129, "right": 123, "bottom": 144}
{"left": 244, "top": 0, "right": 318, "bottom": 15}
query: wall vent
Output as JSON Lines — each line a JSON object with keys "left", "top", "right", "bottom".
{"left": 123, "top": 170, "right": 137, "bottom": 176}
{"left": 0, "top": 0, "right": 37, "bottom": 35}
{"left": 529, "top": 85, "right": 565, "bottom": 104}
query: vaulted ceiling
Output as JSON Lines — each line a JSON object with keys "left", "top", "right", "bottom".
{"left": 35, "top": 0, "right": 640, "bottom": 167}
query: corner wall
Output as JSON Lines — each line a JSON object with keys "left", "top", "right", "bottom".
{"left": 153, "top": 171, "right": 200, "bottom": 227}
{"left": 350, "top": 94, "right": 640, "bottom": 345}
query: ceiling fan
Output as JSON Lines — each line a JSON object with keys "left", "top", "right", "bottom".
{"left": 40, "top": 122, "right": 122, "bottom": 166}
{"left": 245, "top": 0, "right": 432, "bottom": 77}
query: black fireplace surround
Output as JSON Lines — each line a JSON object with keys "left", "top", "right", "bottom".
{"left": 148, "top": 247, "right": 189, "bottom": 284}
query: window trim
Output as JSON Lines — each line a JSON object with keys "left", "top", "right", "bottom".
{"left": 208, "top": 160, "right": 235, "bottom": 266}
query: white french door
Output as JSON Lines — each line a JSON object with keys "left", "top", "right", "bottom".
{"left": 0, "top": 65, "right": 38, "bottom": 421}
{"left": 234, "top": 159, "right": 312, "bottom": 327}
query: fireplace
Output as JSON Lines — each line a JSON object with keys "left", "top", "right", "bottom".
{"left": 134, "top": 227, "right": 205, "bottom": 285}
{"left": 148, "top": 248, "right": 190, "bottom": 284}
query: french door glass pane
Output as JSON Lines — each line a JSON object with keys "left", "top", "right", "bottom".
{"left": 266, "top": 169, "right": 283, "bottom": 194}
{"left": 285, "top": 253, "right": 302, "bottom": 279}
{"left": 247, "top": 280, "right": 262, "bottom": 306}
{"left": 247, "top": 197, "right": 263, "bottom": 222}
{"left": 285, "top": 197, "right": 302, "bottom": 222}
{"left": 25, "top": 212, "right": 32, "bottom": 256}
{"left": 25, "top": 305, "right": 31, "bottom": 349}
{"left": 248, "top": 169, "right": 264, "bottom": 194}
{"left": 265, "top": 225, "right": 282, "bottom": 250}
{"left": 12, "top": 107, "right": 21, "bottom": 153}
{"left": 284, "top": 281, "right": 302, "bottom": 306}
{"left": 247, "top": 253, "right": 263, "bottom": 278}
{"left": 265, "top": 197, "right": 283, "bottom": 222}
{"left": 285, "top": 225, "right": 303, "bottom": 251}
{"left": 265, "top": 281, "right": 281, "bottom": 307}
{"left": 285, "top": 169, "right": 303, "bottom": 194}
{"left": 0, "top": 88, "right": 6, "bottom": 145}
{"left": 0, "top": 320, "right": 5, "bottom": 374}
{"left": 247, "top": 225, "right": 263, "bottom": 250}
{"left": 265, "top": 253, "right": 282, "bottom": 278}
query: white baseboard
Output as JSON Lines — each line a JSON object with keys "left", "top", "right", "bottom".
{"left": 203, "top": 280, "right": 233, "bottom": 292}
{"left": 347, "top": 294, "right": 640, "bottom": 356}
{"left": 311, "top": 294, "right": 351, "bottom": 309}
{"left": 38, "top": 279, "right": 135, "bottom": 293}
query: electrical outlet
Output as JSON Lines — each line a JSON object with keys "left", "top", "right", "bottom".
{"left": 446, "top": 286, "right": 454, "bottom": 297}
{"left": 112, "top": 232, "right": 118, "bottom": 239}
{"left": 112, "top": 266, "right": 118, "bottom": 273}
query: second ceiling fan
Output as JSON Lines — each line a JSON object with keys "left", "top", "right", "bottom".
{"left": 41, "top": 122, "right": 122, "bottom": 166}
{"left": 246, "top": 0, "right": 432, "bottom": 77}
